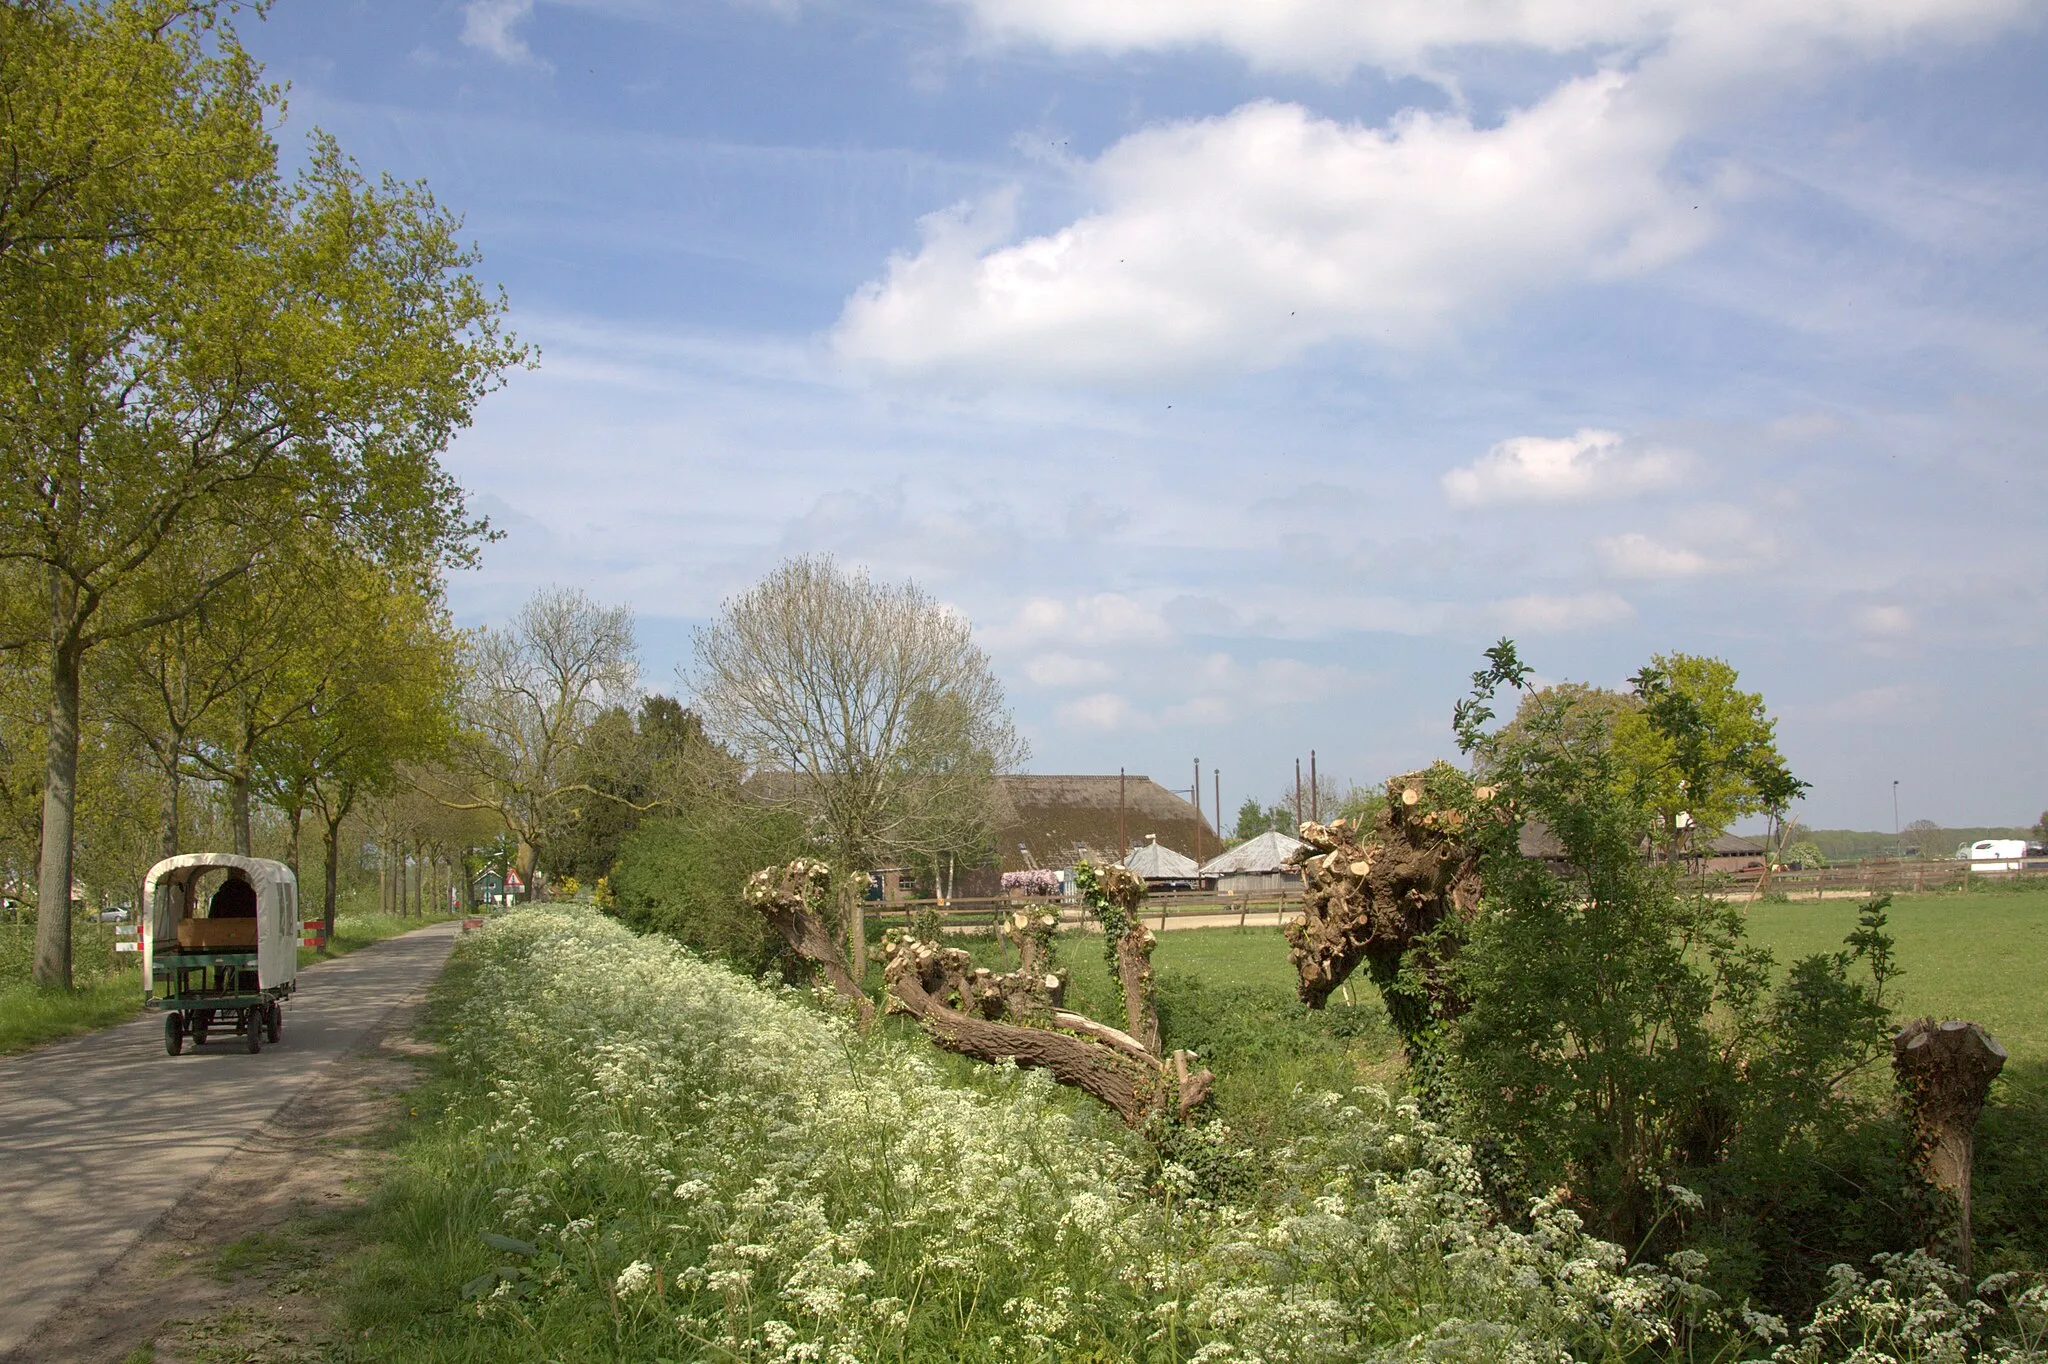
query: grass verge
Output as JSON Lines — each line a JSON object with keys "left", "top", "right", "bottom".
{"left": 0, "top": 970, "right": 146, "bottom": 1055}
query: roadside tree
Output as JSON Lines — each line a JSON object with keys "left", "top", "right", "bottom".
{"left": 0, "top": 5, "right": 520, "bottom": 986}
{"left": 432, "top": 588, "right": 640, "bottom": 899}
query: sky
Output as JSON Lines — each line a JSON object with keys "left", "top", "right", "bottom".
{"left": 248, "top": 0, "right": 2048, "bottom": 832}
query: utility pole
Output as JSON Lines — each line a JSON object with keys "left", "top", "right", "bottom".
{"left": 1214, "top": 768, "right": 1221, "bottom": 848}
{"left": 1294, "top": 758, "right": 1303, "bottom": 831}
{"left": 1310, "top": 749, "right": 1319, "bottom": 823}
{"left": 1193, "top": 758, "right": 1203, "bottom": 860}
{"left": 1118, "top": 767, "right": 1127, "bottom": 863}
{"left": 1893, "top": 780, "right": 1901, "bottom": 846}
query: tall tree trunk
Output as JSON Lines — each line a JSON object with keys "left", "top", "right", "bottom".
{"left": 284, "top": 799, "right": 303, "bottom": 891}
{"left": 378, "top": 838, "right": 389, "bottom": 914}
{"left": 34, "top": 575, "right": 83, "bottom": 990}
{"left": 322, "top": 812, "right": 343, "bottom": 941}
{"left": 846, "top": 879, "right": 867, "bottom": 987}
{"left": 515, "top": 837, "right": 537, "bottom": 902}
{"left": 230, "top": 771, "right": 252, "bottom": 855}
{"left": 159, "top": 750, "right": 182, "bottom": 861}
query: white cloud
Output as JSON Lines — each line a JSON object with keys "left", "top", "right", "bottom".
{"left": 836, "top": 0, "right": 2031, "bottom": 386}
{"left": 1488, "top": 591, "right": 1636, "bottom": 633}
{"left": 1856, "top": 604, "right": 1914, "bottom": 637}
{"left": 1024, "top": 652, "right": 1115, "bottom": 687}
{"left": 990, "top": 593, "right": 1174, "bottom": 648}
{"left": 1163, "top": 695, "right": 1232, "bottom": 726}
{"left": 1055, "top": 692, "right": 1145, "bottom": 731}
{"left": 1801, "top": 683, "right": 1915, "bottom": 724}
{"left": 947, "top": 0, "right": 2028, "bottom": 81}
{"left": 834, "top": 74, "right": 1702, "bottom": 382}
{"left": 461, "top": 0, "right": 549, "bottom": 67}
{"left": 1597, "top": 531, "right": 1713, "bottom": 578}
{"left": 1444, "top": 429, "right": 1685, "bottom": 507}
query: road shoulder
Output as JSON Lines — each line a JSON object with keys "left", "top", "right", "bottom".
{"left": 4, "top": 993, "right": 441, "bottom": 1363}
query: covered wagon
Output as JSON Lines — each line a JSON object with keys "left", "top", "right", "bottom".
{"left": 142, "top": 853, "right": 301, "bottom": 1055}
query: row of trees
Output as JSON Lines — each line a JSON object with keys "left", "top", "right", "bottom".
{"left": 0, "top": 1, "right": 523, "bottom": 985}
{"left": 388, "top": 560, "right": 1024, "bottom": 986}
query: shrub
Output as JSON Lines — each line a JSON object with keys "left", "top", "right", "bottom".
{"left": 607, "top": 801, "right": 808, "bottom": 976}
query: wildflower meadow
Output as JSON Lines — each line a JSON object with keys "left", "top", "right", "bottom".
{"left": 344, "top": 906, "right": 2046, "bottom": 1363}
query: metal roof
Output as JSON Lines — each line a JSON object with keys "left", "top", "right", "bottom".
{"left": 1198, "top": 830, "right": 1304, "bottom": 876}
{"left": 1123, "top": 837, "right": 1199, "bottom": 879}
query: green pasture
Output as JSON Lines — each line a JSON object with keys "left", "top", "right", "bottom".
{"left": 1746, "top": 886, "right": 2048, "bottom": 1063}
{"left": 979, "top": 884, "right": 2048, "bottom": 1065}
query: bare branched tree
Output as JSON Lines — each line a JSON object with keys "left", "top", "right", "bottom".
{"left": 692, "top": 555, "right": 1025, "bottom": 973}
{"left": 431, "top": 587, "right": 639, "bottom": 896}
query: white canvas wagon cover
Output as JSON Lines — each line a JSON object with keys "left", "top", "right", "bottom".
{"left": 142, "top": 854, "right": 300, "bottom": 994}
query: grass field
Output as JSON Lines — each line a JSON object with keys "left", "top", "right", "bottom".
{"left": 1747, "top": 886, "right": 2048, "bottom": 1063}
{"left": 1005, "top": 884, "right": 2048, "bottom": 1064}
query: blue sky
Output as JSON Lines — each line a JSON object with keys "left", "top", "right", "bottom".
{"left": 252, "top": 0, "right": 2048, "bottom": 831}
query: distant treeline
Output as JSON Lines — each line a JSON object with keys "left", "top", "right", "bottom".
{"left": 1799, "top": 826, "right": 2034, "bottom": 861}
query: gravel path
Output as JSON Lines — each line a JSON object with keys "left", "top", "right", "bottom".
{"left": 0, "top": 922, "right": 460, "bottom": 1357}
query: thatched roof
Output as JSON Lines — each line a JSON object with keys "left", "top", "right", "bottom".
{"left": 1199, "top": 830, "right": 1304, "bottom": 876}
{"left": 994, "top": 774, "right": 1216, "bottom": 873}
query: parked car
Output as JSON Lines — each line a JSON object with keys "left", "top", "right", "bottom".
{"left": 1964, "top": 839, "right": 2028, "bottom": 872}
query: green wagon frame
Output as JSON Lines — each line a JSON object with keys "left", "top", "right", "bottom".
{"left": 141, "top": 853, "right": 304, "bottom": 1056}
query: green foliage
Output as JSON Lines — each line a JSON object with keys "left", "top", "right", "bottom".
{"left": 1072, "top": 858, "right": 1144, "bottom": 1008}
{"left": 0, "top": 0, "right": 521, "bottom": 984}
{"left": 1786, "top": 839, "right": 1828, "bottom": 869}
{"left": 542, "top": 695, "right": 723, "bottom": 882}
{"left": 606, "top": 801, "right": 807, "bottom": 976}
{"left": 0, "top": 969, "right": 141, "bottom": 1054}
{"left": 1452, "top": 644, "right": 1896, "bottom": 1255}
{"left": 1620, "top": 654, "right": 1805, "bottom": 852}
{"left": 1232, "top": 797, "right": 1299, "bottom": 840}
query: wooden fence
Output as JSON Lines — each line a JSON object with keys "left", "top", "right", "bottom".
{"left": 866, "top": 860, "right": 2048, "bottom": 935}
{"left": 866, "top": 888, "right": 1300, "bottom": 935}
{"left": 1731, "top": 860, "right": 2048, "bottom": 899}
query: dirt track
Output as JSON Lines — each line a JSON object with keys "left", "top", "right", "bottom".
{"left": 0, "top": 923, "right": 458, "bottom": 1360}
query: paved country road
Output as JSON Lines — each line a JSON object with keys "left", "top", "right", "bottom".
{"left": 0, "top": 922, "right": 460, "bottom": 1357}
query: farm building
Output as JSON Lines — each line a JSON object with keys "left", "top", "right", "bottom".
{"left": 1518, "top": 823, "right": 1769, "bottom": 874}
{"left": 992, "top": 774, "right": 1217, "bottom": 874}
{"left": 1123, "top": 833, "right": 1202, "bottom": 887}
{"left": 1199, "top": 830, "right": 1304, "bottom": 895}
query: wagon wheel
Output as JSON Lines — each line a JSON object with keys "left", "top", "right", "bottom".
{"left": 243, "top": 1007, "right": 262, "bottom": 1053}
{"left": 164, "top": 1013, "right": 184, "bottom": 1057}
{"left": 265, "top": 1002, "right": 281, "bottom": 1044}
{"left": 192, "top": 1010, "right": 210, "bottom": 1046}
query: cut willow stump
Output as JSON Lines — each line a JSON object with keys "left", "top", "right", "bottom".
{"left": 744, "top": 858, "right": 874, "bottom": 1024}
{"left": 1893, "top": 1017, "right": 2007, "bottom": 1278}
{"left": 880, "top": 933, "right": 1211, "bottom": 1125}
{"left": 1284, "top": 765, "right": 1493, "bottom": 1032}
{"left": 873, "top": 862, "right": 1213, "bottom": 1126}
{"left": 738, "top": 854, "right": 1212, "bottom": 1127}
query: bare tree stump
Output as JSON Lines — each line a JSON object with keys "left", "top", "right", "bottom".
{"left": 1893, "top": 1017, "right": 2007, "bottom": 1278}
{"left": 745, "top": 858, "right": 874, "bottom": 1024}
{"left": 1284, "top": 766, "right": 1492, "bottom": 1034}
